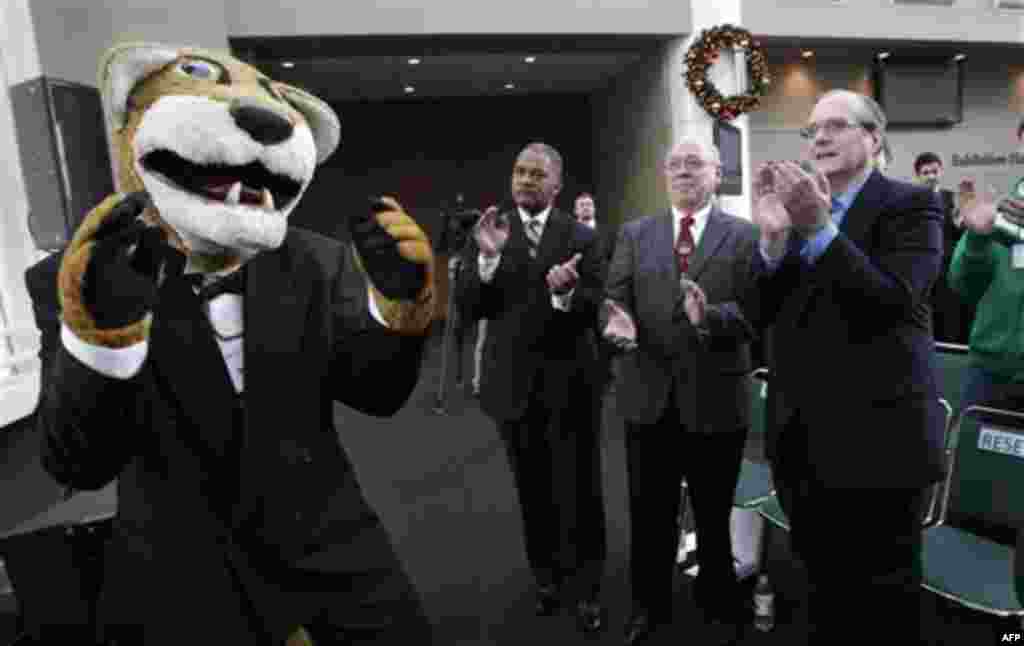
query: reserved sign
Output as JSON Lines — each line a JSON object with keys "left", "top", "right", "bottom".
{"left": 978, "top": 426, "right": 1024, "bottom": 458}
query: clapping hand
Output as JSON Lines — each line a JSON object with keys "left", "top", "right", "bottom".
{"left": 474, "top": 205, "right": 510, "bottom": 257}
{"left": 547, "top": 253, "right": 582, "bottom": 295}
{"left": 602, "top": 299, "right": 637, "bottom": 352}
{"left": 752, "top": 162, "right": 793, "bottom": 258}
{"left": 680, "top": 277, "right": 707, "bottom": 327}
{"left": 999, "top": 196, "right": 1024, "bottom": 229}
{"left": 772, "top": 161, "right": 831, "bottom": 236}
{"left": 958, "top": 178, "right": 998, "bottom": 235}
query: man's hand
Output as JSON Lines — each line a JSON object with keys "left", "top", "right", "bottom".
{"left": 680, "top": 277, "right": 707, "bottom": 327}
{"left": 546, "top": 253, "right": 581, "bottom": 295}
{"left": 752, "top": 162, "right": 793, "bottom": 258}
{"left": 349, "top": 196, "right": 435, "bottom": 334}
{"left": 999, "top": 197, "right": 1024, "bottom": 229}
{"left": 58, "top": 191, "right": 172, "bottom": 348}
{"left": 602, "top": 299, "right": 637, "bottom": 351}
{"left": 958, "top": 178, "right": 998, "bottom": 235}
{"left": 473, "top": 206, "right": 510, "bottom": 258}
{"left": 773, "top": 161, "right": 831, "bottom": 236}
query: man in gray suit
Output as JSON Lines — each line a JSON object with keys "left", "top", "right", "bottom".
{"left": 603, "top": 137, "right": 757, "bottom": 646}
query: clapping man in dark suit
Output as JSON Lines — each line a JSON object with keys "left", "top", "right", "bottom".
{"left": 458, "top": 143, "right": 609, "bottom": 635}
{"left": 747, "top": 90, "right": 944, "bottom": 644}
{"left": 602, "top": 137, "right": 757, "bottom": 646}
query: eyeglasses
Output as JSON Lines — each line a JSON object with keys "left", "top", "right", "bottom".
{"left": 665, "top": 156, "right": 714, "bottom": 172}
{"left": 799, "top": 118, "right": 866, "bottom": 140}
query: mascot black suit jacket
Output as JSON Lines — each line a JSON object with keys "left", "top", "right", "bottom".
{"left": 28, "top": 43, "right": 436, "bottom": 645}
{"left": 31, "top": 233, "right": 425, "bottom": 642}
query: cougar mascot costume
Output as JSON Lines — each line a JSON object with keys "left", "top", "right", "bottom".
{"left": 28, "top": 42, "right": 436, "bottom": 645}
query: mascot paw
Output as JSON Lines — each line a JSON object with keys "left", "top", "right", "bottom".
{"left": 350, "top": 196, "right": 436, "bottom": 335}
{"left": 59, "top": 191, "right": 171, "bottom": 348}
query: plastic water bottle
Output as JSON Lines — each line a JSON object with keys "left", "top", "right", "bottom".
{"left": 753, "top": 574, "right": 775, "bottom": 632}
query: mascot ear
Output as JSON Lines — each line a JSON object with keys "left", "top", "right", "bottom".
{"left": 99, "top": 42, "right": 180, "bottom": 131}
{"left": 278, "top": 83, "right": 341, "bottom": 165}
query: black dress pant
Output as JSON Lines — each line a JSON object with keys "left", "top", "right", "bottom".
{"left": 625, "top": 400, "right": 748, "bottom": 622}
{"left": 773, "top": 414, "right": 928, "bottom": 644}
{"left": 498, "top": 375, "right": 607, "bottom": 602}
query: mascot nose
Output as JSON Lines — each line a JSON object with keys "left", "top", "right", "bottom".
{"left": 229, "top": 97, "right": 293, "bottom": 146}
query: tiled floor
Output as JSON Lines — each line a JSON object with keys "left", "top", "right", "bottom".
{"left": 0, "top": 330, "right": 1012, "bottom": 644}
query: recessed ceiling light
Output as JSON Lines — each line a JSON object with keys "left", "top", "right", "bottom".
{"left": 801, "top": 50, "right": 814, "bottom": 59}
{"left": 281, "top": 61, "right": 295, "bottom": 68}
{"left": 408, "top": 58, "right": 421, "bottom": 65}
{"left": 524, "top": 56, "right": 537, "bottom": 63}
{"left": 404, "top": 85, "right": 416, "bottom": 93}
{"left": 953, "top": 53, "right": 967, "bottom": 62}
{"left": 505, "top": 83, "right": 516, "bottom": 89}
{"left": 877, "top": 51, "right": 891, "bottom": 60}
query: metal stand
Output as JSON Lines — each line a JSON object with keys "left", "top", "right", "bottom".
{"left": 432, "top": 259, "right": 462, "bottom": 415}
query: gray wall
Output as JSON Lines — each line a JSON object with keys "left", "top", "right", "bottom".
{"left": 749, "top": 51, "right": 1024, "bottom": 197}
{"left": 591, "top": 45, "right": 674, "bottom": 233}
{"left": 223, "top": 0, "right": 692, "bottom": 37}
{"left": 744, "top": 0, "right": 1024, "bottom": 43}
{"left": 28, "top": 0, "right": 230, "bottom": 88}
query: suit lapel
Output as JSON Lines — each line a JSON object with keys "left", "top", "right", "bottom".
{"left": 689, "top": 208, "right": 729, "bottom": 281}
{"left": 839, "top": 169, "right": 884, "bottom": 250}
{"left": 244, "top": 242, "right": 312, "bottom": 428}
{"left": 790, "top": 170, "right": 884, "bottom": 325}
{"left": 537, "top": 209, "right": 570, "bottom": 267}
{"left": 653, "top": 211, "right": 680, "bottom": 304}
{"left": 149, "top": 275, "right": 237, "bottom": 442}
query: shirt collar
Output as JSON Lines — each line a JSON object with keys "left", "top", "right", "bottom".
{"left": 671, "top": 200, "right": 712, "bottom": 227}
{"left": 519, "top": 205, "right": 552, "bottom": 227}
{"left": 832, "top": 168, "right": 872, "bottom": 215}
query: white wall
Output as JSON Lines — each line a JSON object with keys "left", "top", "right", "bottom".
{"left": 744, "top": 0, "right": 1024, "bottom": 44}
{"left": 591, "top": 44, "right": 675, "bottom": 231}
{"left": 748, "top": 51, "right": 1024, "bottom": 197}
{"left": 29, "top": 0, "right": 230, "bottom": 88}
{"left": 223, "top": 0, "right": 691, "bottom": 37}
{"left": 0, "top": 0, "right": 45, "bottom": 425}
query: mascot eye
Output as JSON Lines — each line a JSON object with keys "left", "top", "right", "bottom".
{"left": 175, "top": 59, "right": 223, "bottom": 82}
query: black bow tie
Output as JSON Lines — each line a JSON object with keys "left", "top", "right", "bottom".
{"left": 187, "top": 268, "right": 246, "bottom": 301}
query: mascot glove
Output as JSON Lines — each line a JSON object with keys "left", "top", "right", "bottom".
{"left": 58, "top": 191, "right": 170, "bottom": 348}
{"left": 350, "top": 196, "right": 436, "bottom": 335}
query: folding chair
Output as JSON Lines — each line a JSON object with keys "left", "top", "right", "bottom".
{"left": 934, "top": 342, "right": 970, "bottom": 415}
{"left": 733, "top": 368, "right": 774, "bottom": 509}
{"left": 921, "top": 405, "right": 1024, "bottom": 619}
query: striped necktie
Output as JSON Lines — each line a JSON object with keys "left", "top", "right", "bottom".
{"left": 525, "top": 217, "right": 542, "bottom": 259}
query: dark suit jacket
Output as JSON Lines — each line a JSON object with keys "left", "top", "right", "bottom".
{"left": 605, "top": 206, "right": 757, "bottom": 431}
{"left": 23, "top": 250, "right": 63, "bottom": 399}
{"left": 457, "top": 207, "right": 605, "bottom": 421}
{"left": 746, "top": 170, "right": 946, "bottom": 490}
{"left": 33, "top": 227, "right": 426, "bottom": 643}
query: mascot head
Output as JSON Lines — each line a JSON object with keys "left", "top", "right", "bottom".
{"left": 99, "top": 42, "right": 340, "bottom": 273}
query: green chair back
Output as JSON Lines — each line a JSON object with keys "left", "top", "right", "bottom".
{"left": 943, "top": 405, "right": 1024, "bottom": 533}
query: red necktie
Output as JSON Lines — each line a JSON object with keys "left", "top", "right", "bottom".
{"left": 675, "top": 214, "right": 695, "bottom": 274}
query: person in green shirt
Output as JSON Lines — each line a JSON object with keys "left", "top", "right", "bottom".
{"left": 948, "top": 122, "right": 1024, "bottom": 412}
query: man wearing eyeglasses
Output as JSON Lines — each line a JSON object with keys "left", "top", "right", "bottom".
{"left": 746, "top": 90, "right": 944, "bottom": 644}
{"left": 602, "top": 137, "right": 757, "bottom": 646}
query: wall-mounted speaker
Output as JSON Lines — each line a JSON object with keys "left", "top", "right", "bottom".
{"left": 9, "top": 77, "right": 114, "bottom": 252}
